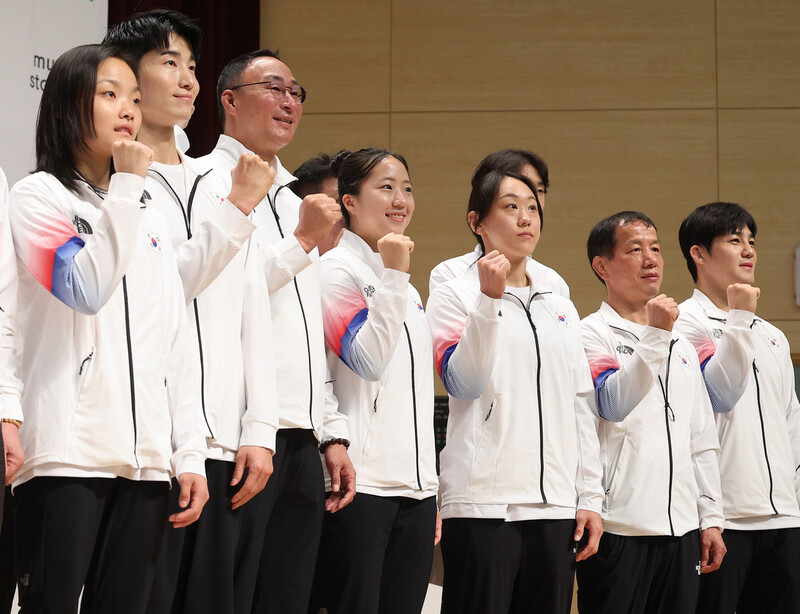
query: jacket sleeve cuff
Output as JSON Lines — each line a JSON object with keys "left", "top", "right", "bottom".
{"left": 109, "top": 172, "right": 146, "bottom": 201}
{"left": 0, "top": 395, "right": 23, "bottom": 423}
{"left": 173, "top": 449, "right": 207, "bottom": 478}
{"left": 239, "top": 421, "right": 278, "bottom": 453}
{"left": 699, "top": 516, "right": 725, "bottom": 532}
{"left": 474, "top": 292, "right": 502, "bottom": 320}
{"left": 216, "top": 198, "right": 257, "bottom": 242}
{"left": 278, "top": 234, "right": 314, "bottom": 277}
{"left": 727, "top": 308, "right": 755, "bottom": 330}
{"left": 380, "top": 268, "right": 411, "bottom": 291}
{"left": 577, "top": 494, "right": 604, "bottom": 515}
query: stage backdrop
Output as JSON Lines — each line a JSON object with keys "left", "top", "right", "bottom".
{"left": 0, "top": 0, "right": 109, "bottom": 185}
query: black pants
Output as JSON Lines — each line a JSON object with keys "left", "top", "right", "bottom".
{"left": 0, "top": 486, "right": 15, "bottom": 614}
{"left": 577, "top": 530, "right": 701, "bottom": 614}
{"left": 696, "top": 527, "right": 800, "bottom": 614}
{"left": 251, "top": 429, "right": 325, "bottom": 614}
{"left": 440, "top": 517, "right": 576, "bottom": 614}
{"left": 315, "top": 492, "right": 436, "bottom": 614}
{"left": 147, "top": 459, "right": 273, "bottom": 614}
{"left": 15, "top": 476, "right": 169, "bottom": 614}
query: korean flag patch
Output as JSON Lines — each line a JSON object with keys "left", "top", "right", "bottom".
{"left": 555, "top": 312, "right": 570, "bottom": 327}
{"left": 146, "top": 231, "right": 162, "bottom": 253}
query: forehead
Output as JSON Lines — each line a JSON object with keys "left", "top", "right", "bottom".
{"left": 497, "top": 176, "right": 535, "bottom": 198}
{"left": 614, "top": 221, "right": 658, "bottom": 247}
{"left": 97, "top": 56, "right": 137, "bottom": 85}
{"left": 243, "top": 57, "right": 295, "bottom": 83}
{"left": 370, "top": 156, "right": 410, "bottom": 180}
{"left": 521, "top": 164, "right": 543, "bottom": 185}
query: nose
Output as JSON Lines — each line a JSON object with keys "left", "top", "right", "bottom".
{"left": 517, "top": 207, "right": 532, "bottom": 226}
{"left": 120, "top": 98, "right": 136, "bottom": 120}
{"left": 742, "top": 242, "right": 755, "bottom": 258}
{"left": 179, "top": 66, "right": 197, "bottom": 90}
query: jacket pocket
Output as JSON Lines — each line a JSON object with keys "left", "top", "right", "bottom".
{"left": 361, "top": 386, "right": 382, "bottom": 458}
{"left": 474, "top": 397, "right": 497, "bottom": 464}
{"left": 74, "top": 347, "right": 96, "bottom": 407}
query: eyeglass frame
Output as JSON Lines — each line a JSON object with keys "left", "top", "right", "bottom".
{"left": 228, "top": 80, "right": 307, "bottom": 104}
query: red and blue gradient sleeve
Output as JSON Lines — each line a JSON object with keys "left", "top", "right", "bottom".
{"left": 323, "top": 289, "right": 371, "bottom": 377}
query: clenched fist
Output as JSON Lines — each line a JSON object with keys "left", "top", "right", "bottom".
{"left": 377, "top": 232, "right": 414, "bottom": 272}
{"left": 727, "top": 283, "right": 760, "bottom": 313}
{"left": 478, "top": 250, "right": 510, "bottom": 299}
{"left": 295, "top": 194, "right": 342, "bottom": 253}
{"left": 112, "top": 140, "right": 154, "bottom": 178}
{"left": 646, "top": 294, "right": 679, "bottom": 332}
{"left": 227, "top": 153, "right": 274, "bottom": 215}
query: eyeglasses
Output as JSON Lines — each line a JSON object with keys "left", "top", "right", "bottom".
{"left": 229, "top": 80, "right": 307, "bottom": 104}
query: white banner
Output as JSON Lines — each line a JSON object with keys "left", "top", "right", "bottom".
{"left": 0, "top": 0, "right": 108, "bottom": 184}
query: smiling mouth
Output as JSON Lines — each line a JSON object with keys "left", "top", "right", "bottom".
{"left": 115, "top": 126, "right": 133, "bottom": 136}
{"left": 274, "top": 117, "right": 293, "bottom": 125}
{"left": 387, "top": 214, "right": 405, "bottom": 221}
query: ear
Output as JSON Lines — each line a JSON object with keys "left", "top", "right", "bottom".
{"left": 689, "top": 244, "right": 706, "bottom": 266}
{"left": 220, "top": 90, "right": 236, "bottom": 118}
{"left": 341, "top": 193, "right": 356, "bottom": 216}
{"left": 468, "top": 210, "right": 482, "bottom": 236}
{"left": 592, "top": 255, "right": 610, "bottom": 282}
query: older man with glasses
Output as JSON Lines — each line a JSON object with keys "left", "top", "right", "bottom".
{"left": 199, "top": 50, "right": 355, "bottom": 614}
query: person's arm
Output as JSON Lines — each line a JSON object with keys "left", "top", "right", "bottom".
{"left": 230, "top": 236, "right": 279, "bottom": 510}
{"left": 163, "top": 246, "right": 209, "bottom": 528}
{"left": 581, "top": 323, "right": 671, "bottom": 422}
{"left": 258, "top": 192, "right": 340, "bottom": 295}
{"left": 775, "top": 332, "right": 800, "bottom": 504}
{"left": 321, "top": 238, "right": 411, "bottom": 382}
{"left": 676, "top": 307, "right": 755, "bottom": 414}
{"left": 688, "top": 352, "right": 726, "bottom": 572}
{"left": 9, "top": 143, "right": 152, "bottom": 315}
{"left": 320, "top": 362, "right": 356, "bottom": 513}
{"left": 0, "top": 169, "right": 23, "bottom": 484}
{"left": 171, "top": 155, "right": 275, "bottom": 302}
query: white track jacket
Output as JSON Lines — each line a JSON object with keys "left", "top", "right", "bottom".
{"left": 581, "top": 303, "right": 724, "bottom": 537}
{"left": 427, "top": 271, "right": 603, "bottom": 518}
{"left": 9, "top": 172, "right": 207, "bottom": 486}
{"left": 0, "top": 169, "right": 22, "bottom": 424}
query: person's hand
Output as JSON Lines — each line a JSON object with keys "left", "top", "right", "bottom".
{"left": 434, "top": 509, "right": 442, "bottom": 546}
{"left": 111, "top": 140, "right": 154, "bottom": 178}
{"left": 227, "top": 153, "right": 274, "bottom": 215}
{"left": 324, "top": 444, "right": 356, "bottom": 513}
{"left": 727, "top": 283, "right": 760, "bottom": 313}
{"left": 294, "top": 194, "right": 342, "bottom": 253}
{"left": 700, "top": 527, "right": 726, "bottom": 573}
{"left": 477, "top": 250, "right": 510, "bottom": 299}
{"left": 377, "top": 233, "right": 414, "bottom": 272}
{"left": 169, "top": 472, "right": 209, "bottom": 528}
{"left": 2, "top": 422, "right": 23, "bottom": 485}
{"left": 574, "top": 509, "right": 603, "bottom": 561}
{"left": 646, "top": 294, "right": 679, "bottom": 332}
{"left": 230, "top": 445, "right": 274, "bottom": 510}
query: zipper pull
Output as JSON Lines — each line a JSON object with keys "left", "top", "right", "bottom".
{"left": 79, "top": 351, "right": 94, "bottom": 375}
{"left": 373, "top": 395, "right": 378, "bottom": 412}
{"left": 485, "top": 401, "right": 494, "bottom": 422}
{"left": 666, "top": 403, "right": 675, "bottom": 422}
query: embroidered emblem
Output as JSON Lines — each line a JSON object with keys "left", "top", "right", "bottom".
{"left": 211, "top": 192, "right": 226, "bottom": 205}
{"left": 73, "top": 216, "right": 93, "bottom": 235}
{"left": 556, "top": 313, "right": 569, "bottom": 326}
{"left": 145, "top": 231, "right": 162, "bottom": 253}
{"left": 770, "top": 337, "right": 779, "bottom": 348}
{"left": 712, "top": 328, "right": 723, "bottom": 339}
{"left": 364, "top": 285, "right": 375, "bottom": 297}
{"left": 679, "top": 354, "right": 691, "bottom": 368}
{"left": 417, "top": 302, "right": 424, "bottom": 312}
{"left": 615, "top": 342, "right": 634, "bottom": 355}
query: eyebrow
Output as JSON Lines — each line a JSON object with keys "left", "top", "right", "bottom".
{"left": 160, "top": 49, "right": 197, "bottom": 62}
{"left": 499, "top": 192, "right": 537, "bottom": 200}
{"left": 264, "top": 74, "right": 299, "bottom": 85}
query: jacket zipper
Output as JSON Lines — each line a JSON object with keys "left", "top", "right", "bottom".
{"left": 753, "top": 361, "right": 779, "bottom": 514}
{"left": 148, "top": 169, "right": 215, "bottom": 438}
{"left": 268, "top": 186, "right": 316, "bottom": 431}
{"left": 658, "top": 338, "right": 678, "bottom": 536}
{"left": 505, "top": 292, "right": 547, "bottom": 503}
{"left": 403, "top": 323, "right": 422, "bottom": 490}
{"left": 122, "top": 276, "right": 140, "bottom": 468}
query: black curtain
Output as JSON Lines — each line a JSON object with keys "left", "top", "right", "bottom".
{"left": 108, "top": 0, "right": 261, "bottom": 157}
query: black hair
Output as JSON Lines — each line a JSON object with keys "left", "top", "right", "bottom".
{"left": 290, "top": 153, "right": 336, "bottom": 199}
{"left": 104, "top": 8, "right": 202, "bottom": 63}
{"left": 332, "top": 148, "right": 410, "bottom": 227}
{"left": 216, "top": 49, "right": 281, "bottom": 127}
{"left": 471, "top": 149, "right": 549, "bottom": 192}
{"left": 678, "top": 202, "right": 757, "bottom": 282}
{"left": 586, "top": 211, "right": 657, "bottom": 284}
{"left": 35, "top": 44, "right": 137, "bottom": 193}
{"left": 468, "top": 170, "right": 544, "bottom": 254}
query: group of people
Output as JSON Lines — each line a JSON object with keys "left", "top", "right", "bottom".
{"left": 0, "top": 7, "right": 796, "bottom": 614}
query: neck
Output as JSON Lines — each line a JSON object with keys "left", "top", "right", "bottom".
{"left": 74, "top": 155, "right": 111, "bottom": 191}
{"left": 505, "top": 257, "right": 528, "bottom": 288}
{"left": 138, "top": 122, "right": 181, "bottom": 164}
{"left": 606, "top": 293, "right": 649, "bottom": 325}
{"left": 225, "top": 129, "right": 277, "bottom": 163}
{"left": 695, "top": 279, "right": 729, "bottom": 311}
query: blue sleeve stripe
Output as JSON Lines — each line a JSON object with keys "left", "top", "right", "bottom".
{"left": 594, "top": 367, "right": 618, "bottom": 421}
{"left": 440, "top": 344, "right": 458, "bottom": 394}
{"left": 339, "top": 308, "right": 369, "bottom": 374}
{"left": 700, "top": 355, "right": 712, "bottom": 372}
{"left": 51, "top": 236, "right": 98, "bottom": 314}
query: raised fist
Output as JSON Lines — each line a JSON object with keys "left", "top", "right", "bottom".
{"left": 477, "top": 250, "right": 510, "bottom": 299}
{"left": 377, "top": 232, "right": 414, "bottom": 272}
{"left": 227, "top": 153, "right": 274, "bottom": 215}
{"left": 111, "top": 140, "right": 154, "bottom": 178}
{"left": 646, "top": 294, "right": 679, "bottom": 332}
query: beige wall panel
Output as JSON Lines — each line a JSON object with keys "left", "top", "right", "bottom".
{"left": 718, "top": 110, "right": 800, "bottom": 339}
{"left": 260, "top": 0, "right": 391, "bottom": 114}
{"left": 717, "top": 0, "right": 800, "bottom": 108}
{"left": 278, "top": 113, "right": 391, "bottom": 177}
{"left": 391, "top": 0, "right": 716, "bottom": 112}
{"left": 391, "top": 110, "right": 717, "bottom": 319}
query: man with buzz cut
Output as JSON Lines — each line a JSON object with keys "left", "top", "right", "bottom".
{"left": 577, "top": 211, "right": 726, "bottom": 614}
{"left": 104, "top": 10, "right": 280, "bottom": 614}
{"left": 676, "top": 202, "right": 800, "bottom": 614}
{"left": 198, "top": 49, "right": 355, "bottom": 614}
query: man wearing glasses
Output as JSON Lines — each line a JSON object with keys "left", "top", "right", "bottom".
{"left": 199, "top": 50, "right": 354, "bottom": 614}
